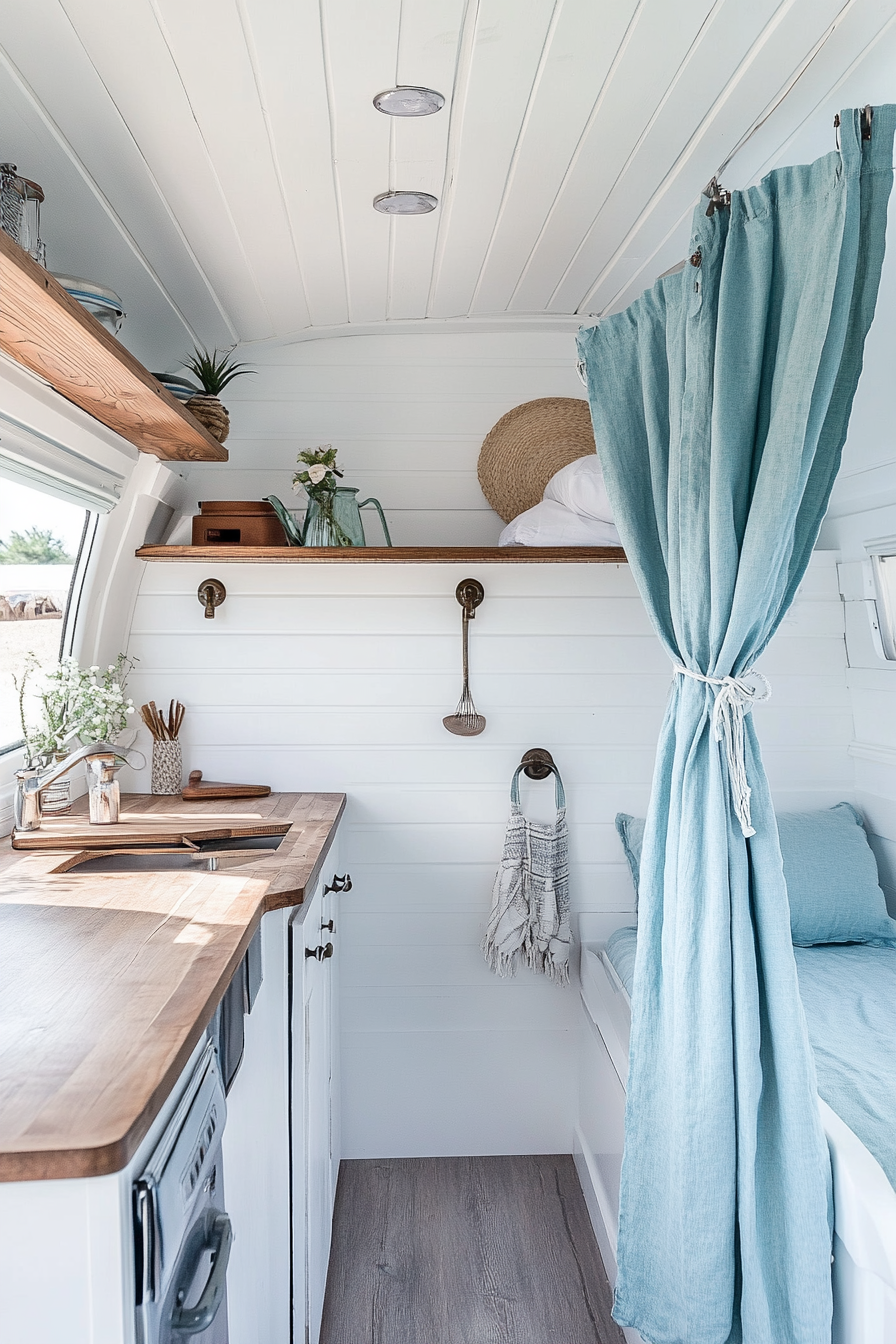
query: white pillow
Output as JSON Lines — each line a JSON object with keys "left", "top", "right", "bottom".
{"left": 543, "top": 454, "right": 614, "bottom": 522}
{"left": 499, "top": 499, "right": 621, "bottom": 547}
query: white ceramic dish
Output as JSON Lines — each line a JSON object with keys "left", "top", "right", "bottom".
{"left": 152, "top": 374, "right": 200, "bottom": 402}
{"left": 52, "top": 272, "right": 125, "bottom": 336}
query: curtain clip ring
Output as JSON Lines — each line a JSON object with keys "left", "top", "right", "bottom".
{"left": 703, "top": 176, "right": 731, "bottom": 218}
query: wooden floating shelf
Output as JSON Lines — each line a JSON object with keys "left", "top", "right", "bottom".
{"left": 0, "top": 229, "right": 227, "bottom": 462}
{"left": 137, "top": 545, "right": 628, "bottom": 564}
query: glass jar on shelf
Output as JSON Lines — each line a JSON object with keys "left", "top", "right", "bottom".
{"left": 0, "top": 163, "right": 46, "bottom": 266}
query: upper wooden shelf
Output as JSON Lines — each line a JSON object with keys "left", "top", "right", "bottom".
{"left": 137, "top": 544, "right": 627, "bottom": 563}
{"left": 0, "top": 229, "right": 227, "bottom": 462}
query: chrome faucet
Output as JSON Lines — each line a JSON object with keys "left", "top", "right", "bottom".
{"left": 14, "top": 741, "right": 126, "bottom": 832}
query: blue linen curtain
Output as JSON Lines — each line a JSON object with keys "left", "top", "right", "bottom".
{"left": 576, "top": 107, "right": 895, "bottom": 1344}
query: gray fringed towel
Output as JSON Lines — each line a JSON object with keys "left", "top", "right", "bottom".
{"left": 483, "top": 763, "right": 570, "bottom": 983}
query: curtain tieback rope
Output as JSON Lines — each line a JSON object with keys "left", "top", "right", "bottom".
{"left": 673, "top": 665, "right": 771, "bottom": 838}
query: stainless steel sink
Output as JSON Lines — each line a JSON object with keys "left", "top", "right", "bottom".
{"left": 198, "top": 834, "right": 287, "bottom": 852}
{"left": 68, "top": 852, "right": 214, "bottom": 873}
{"left": 55, "top": 832, "right": 287, "bottom": 875}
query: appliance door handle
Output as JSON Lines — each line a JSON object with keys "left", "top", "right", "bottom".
{"left": 169, "top": 1210, "right": 233, "bottom": 1335}
{"left": 134, "top": 1179, "right": 159, "bottom": 1304}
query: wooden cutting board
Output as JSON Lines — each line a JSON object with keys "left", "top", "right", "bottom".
{"left": 181, "top": 770, "right": 271, "bottom": 801}
{"left": 12, "top": 807, "right": 290, "bottom": 850}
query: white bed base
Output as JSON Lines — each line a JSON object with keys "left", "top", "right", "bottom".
{"left": 574, "top": 918, "right": 896, "bottom": 1344}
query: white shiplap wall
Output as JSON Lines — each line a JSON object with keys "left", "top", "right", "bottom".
{"left": 824, "top": 511, "right": 896, "bottom": 909}
{"left": 819, "top": 246, "right": 896, "bottom": 908}
{"left": 176, "top": 331, "right": 588, "bottom": 547}
{"left": 126, "top": 552, "right": 851, "bottom": 1157}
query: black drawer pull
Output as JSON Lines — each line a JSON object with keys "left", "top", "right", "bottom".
{"left": 321, "top": 920, "right": 335, "bottom": 933}
{"left": 305, "top": 942, "right": 335, "bottom": 962}
{"left": 324, "top": 873, "right": 352, "bottom": 894}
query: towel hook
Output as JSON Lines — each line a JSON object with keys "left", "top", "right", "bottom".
{"left": 198, "top": 578, "right": 226, "bottom": 619}
{"left": 520, "top": 748, "right": 556, "bottom": 781}
{"left": 455, "top": 578, "right": 484, "bottom": 618}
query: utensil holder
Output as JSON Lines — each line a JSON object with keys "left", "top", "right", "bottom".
{"left": 151, "top": 741, "right": 182, "bottom": 795}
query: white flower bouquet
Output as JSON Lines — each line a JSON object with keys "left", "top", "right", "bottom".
{"left": 14, "top": 653, "right": 137, "bottom": 765}
{"left": 292, "top": 445, "right": 353, "bottom": 547}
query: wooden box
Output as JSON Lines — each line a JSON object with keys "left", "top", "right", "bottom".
{"left": 192, "top": 500, "right": 288, "bottom": 546}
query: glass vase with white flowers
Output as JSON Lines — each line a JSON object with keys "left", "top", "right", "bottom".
{"left": 15, "top": 652, "right": 137, "bottom": 760}
{"left": 13, "top": 654, "right": 137, "bottom": 812}
{"left": 292, "top": 445, "right": 354, "bottom": 547}
{"left": 70, "top": 655, "right": 138, "bottom": 747}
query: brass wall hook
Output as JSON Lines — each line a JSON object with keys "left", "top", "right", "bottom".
{"left": 455, "top": 578, "right": 484, "bottom": 618}
{"left": 520, "top": 748, "right": 556, "bottom": 780}
{"left": 198, "top": 578, "right": 226, "bottom": 619}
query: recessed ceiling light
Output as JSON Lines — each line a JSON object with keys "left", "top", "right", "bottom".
{"left": 373, "top": 190, "right": 438, "bottom": 215}
{"left": 373, "top": 86, "right": 445, "bottom": 117}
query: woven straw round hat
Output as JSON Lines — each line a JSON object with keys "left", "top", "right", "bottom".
{"left": 477, "top": 397, "right": 595, "bottom": 522}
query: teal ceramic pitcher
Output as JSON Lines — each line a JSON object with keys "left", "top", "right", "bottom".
{"left": 265, "top": 491, "right": 392, "bottom": 548}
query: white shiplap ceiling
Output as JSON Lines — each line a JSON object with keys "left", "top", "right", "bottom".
{"left": 0, "top": 0, "right": 893, "bottom": 366}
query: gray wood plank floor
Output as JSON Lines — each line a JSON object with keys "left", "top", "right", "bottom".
{"left": 319, "top": 1155, "right": 625, "bottom": 1344}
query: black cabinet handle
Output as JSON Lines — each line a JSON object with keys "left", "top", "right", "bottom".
{"left": 324, "top": 873, "right": 352, "bottom": 894}
{"left": 305, "top": 942, "right": 335, "bottom": 962}
{"left": 321, "top": 920, "right": 335, "bottom": 933}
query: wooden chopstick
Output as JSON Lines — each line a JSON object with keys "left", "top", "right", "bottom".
{"left": 149, "top": 700, "right": 167, "bottom": 740}
{"left": 141, "top": 700, "right": 185, "bottom": 740}
{"left": 140, "top": 704, "right": 159, "bottom": 739}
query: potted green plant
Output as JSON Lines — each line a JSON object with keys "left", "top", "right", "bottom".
{"left": 182, "top": 347, "right": 255, "bottom": 444}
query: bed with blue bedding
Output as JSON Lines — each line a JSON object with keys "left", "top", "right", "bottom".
{"left": 583, "top": 804, "right": 896, "bottom": 1340}
{"left": 605, "top": 928, "right": 896, "bottom": 1195}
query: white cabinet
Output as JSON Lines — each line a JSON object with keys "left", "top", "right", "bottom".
{"left": 0, "top": 831, "right": 346, "bottom": 1344}
{"left": 207, "top": 834, "right": 347, "bottom": 1344}
{"left": 290, "top": 848, "right": 347, "bottom": 1344}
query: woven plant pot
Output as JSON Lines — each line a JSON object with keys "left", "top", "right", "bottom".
{"left": 477, "top": 397, "right": 596, "bottom": 522}
{"left": 186, "top": 394, "right": 230, "bottom": 444}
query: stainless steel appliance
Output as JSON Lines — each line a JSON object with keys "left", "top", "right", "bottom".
{"left": 134, "top": 1041, "right": 231, "bottom": 1344}
{"left": 213, "top": 925, "right": 263, "bottom": 1094}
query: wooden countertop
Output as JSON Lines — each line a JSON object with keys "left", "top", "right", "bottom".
{"left": 0, "top": 792, "right": 344, "bottom": 1183}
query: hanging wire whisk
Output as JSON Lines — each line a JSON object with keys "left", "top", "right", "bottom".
{"left": 443, "top": 579, "right": 486, "bottom": 737}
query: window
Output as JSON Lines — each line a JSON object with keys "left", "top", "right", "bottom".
{"left": 0, "top": 480, "right": 90, "bottom": 753}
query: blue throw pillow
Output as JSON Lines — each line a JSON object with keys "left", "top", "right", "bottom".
{"left": 614, "top": 803, "right": 896, "bottom": 947}
{"left": 616, "top": 813, "right": 646, "bottom": 905}
{"left": 778, "top": 803, "right": 896, "bottom": 947}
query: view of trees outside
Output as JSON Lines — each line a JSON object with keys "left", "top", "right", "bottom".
{"left": 0, "top": 528, "right": 73, "bottom": 564}
{"left": 0, "top": 480, "right": 86, "bottom": 750}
